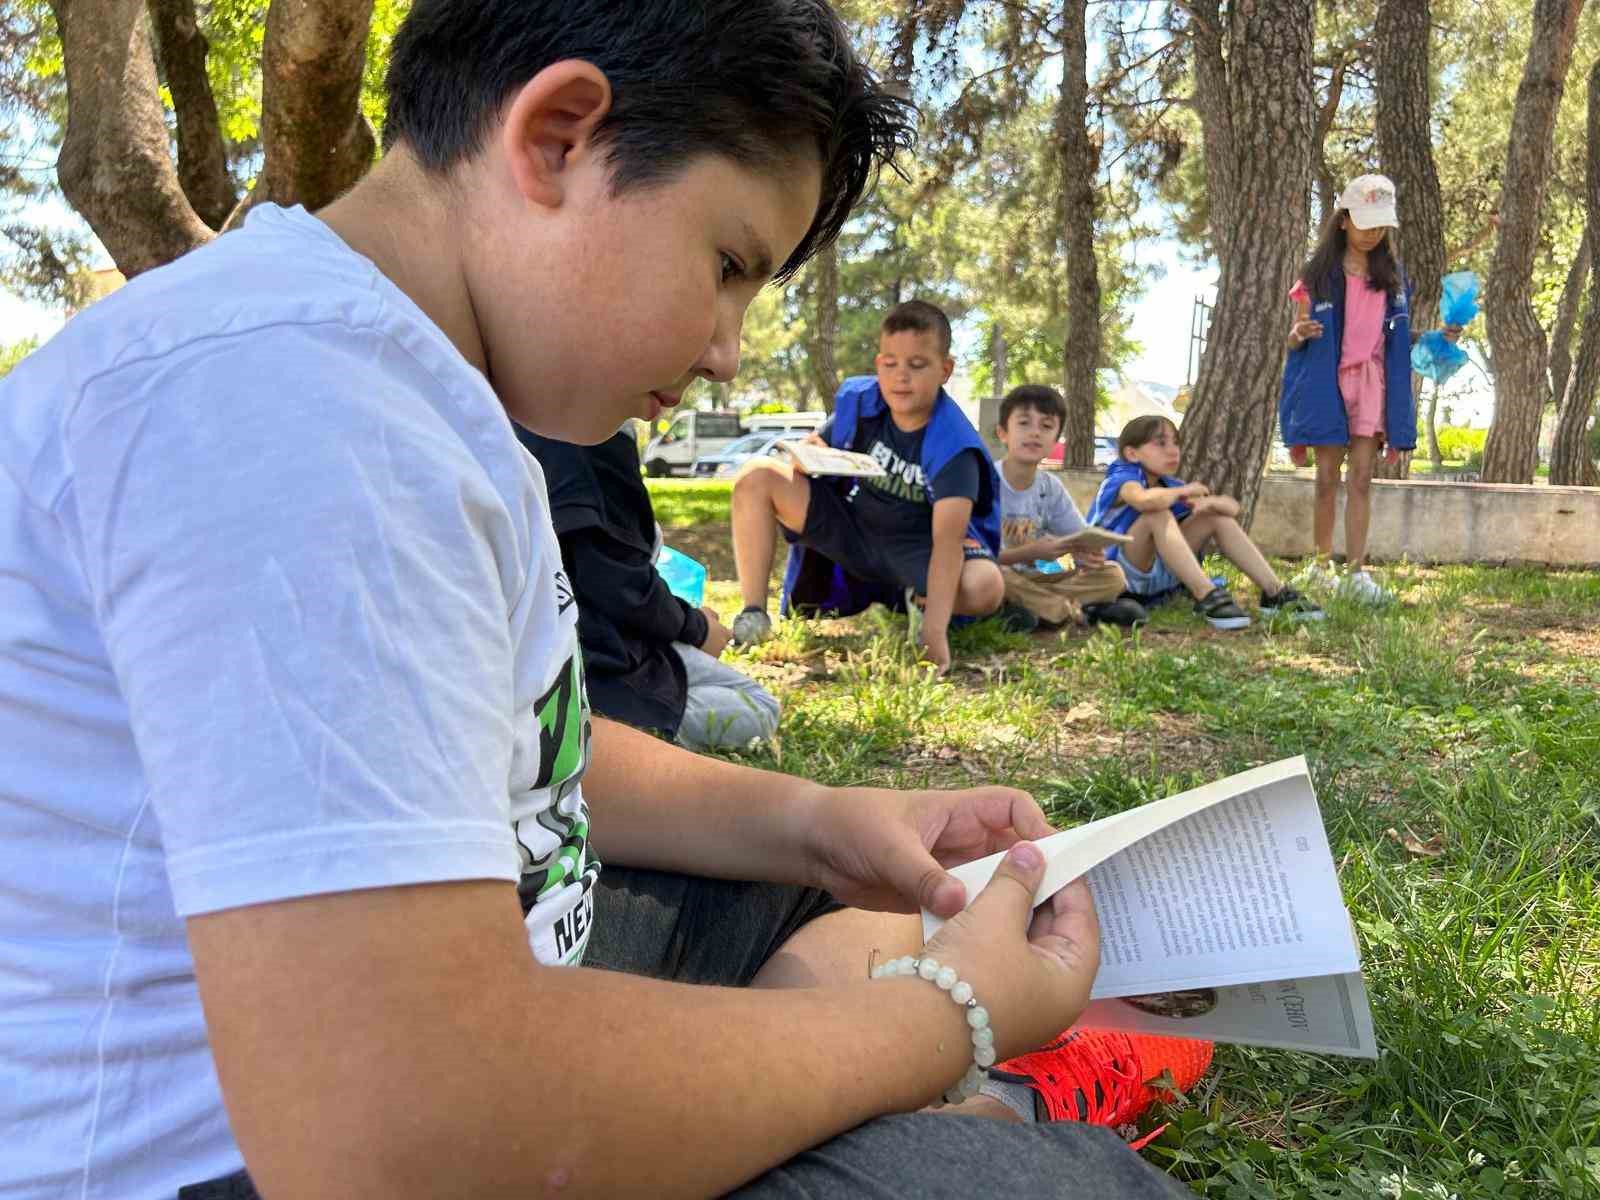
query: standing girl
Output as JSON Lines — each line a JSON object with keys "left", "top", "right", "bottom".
{"left": 1280, "top": 173, "right": 1460, "bottom": 604}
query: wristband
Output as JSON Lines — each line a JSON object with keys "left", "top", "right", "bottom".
{"left": 872, "top": 954, "right": 995, "bottom": 1105}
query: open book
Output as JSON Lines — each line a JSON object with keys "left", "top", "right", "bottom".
{"left": 1060, "top": 526, "right": 1133, "bottom": 551}
{"left": 923, "top": 758, "right": 1377, "bottom": 1057}
{"left": 777, "top": 440, "right": 888, "bottom": 478}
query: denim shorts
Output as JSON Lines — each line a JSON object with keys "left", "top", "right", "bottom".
{"left": 1114, "top": 551, "right": 1181, "bottom": 601}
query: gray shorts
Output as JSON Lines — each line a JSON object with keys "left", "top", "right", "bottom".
{"left": 1115, "top": 550, "right": 1181, "bottom": 600}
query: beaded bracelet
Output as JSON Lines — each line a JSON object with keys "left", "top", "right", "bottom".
{"left": 870, "top": 954, "right": 996, "bottom": 1106}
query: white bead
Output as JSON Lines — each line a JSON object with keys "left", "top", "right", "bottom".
{"left": 966, "top": 1005, "right": 990, "bottom": 1030}
{"left": 934, "top": 966, "right": 958, "bottom": 990}
{"left": 918, "top": 958, "right": 939, "bottom": 981}
{"left": 944, "top": 1085, "right": 965, "bottom": 1105}
{"left": 971, "top": 1026, "right": 994, "bottom": 1049}
{"left": 963, "top": 1063, "right": 986, "bottom": 1085}
{"left": 897, "top": 956, "right": 917, "bottom": 975}
{"left": 960, "top": 1072, "right": 984, "bottom": 1099}
{"left": 974, "top": 1044, "right": 997, "bottom": 1067}
{"left": 950, "top": 981, "right": 974, "bottom": 1005}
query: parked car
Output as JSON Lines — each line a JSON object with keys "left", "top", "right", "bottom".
{"left": 742, "top": 411, "right": 828, "bottom": 437}
{"left": 642, "top": 410, "right": 745, "bottom": 477}
{"left": 692, "top": 431, "right": 807, "bottom": 477}
{"left": 1046, "top": 436, "right": 1119, "bottom": 468}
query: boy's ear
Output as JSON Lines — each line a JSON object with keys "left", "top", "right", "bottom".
{"left": 500, "top": 60, "right": 613, "bottom": 210}
{"left": 940, "top": 356, "right": 955, "bottom": 384}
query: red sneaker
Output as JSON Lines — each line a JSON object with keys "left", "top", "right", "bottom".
{"left": 989, "top": 1030, "right": 1213, "bottom": 1129}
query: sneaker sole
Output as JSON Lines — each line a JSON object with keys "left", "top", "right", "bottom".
{"left": 1260, "top": 609, "right": 1327, "bottom": 622}
{"left": 1205, "top": 615, "right": 1251, "bottom": 630}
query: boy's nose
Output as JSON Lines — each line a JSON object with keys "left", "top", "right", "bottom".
{"left": 696, "top": 323, "right": 741, "bottom": 384}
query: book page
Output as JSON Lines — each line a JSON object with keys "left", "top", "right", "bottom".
{"left": 779, "top": 441, "right": 887, "bottom": 478}
{"left": 1077, "top": 972, "right": 1377, "bottom": 1058}
{"left": 1060, "top": 527, "right": 1133, "bottom": 550}
{"left": 922, "top": 759, "right": 1362, "bottom": 998}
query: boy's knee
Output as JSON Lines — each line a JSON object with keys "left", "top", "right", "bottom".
{"left": 964, "top": 560, "right": 1004, "bottom": 614}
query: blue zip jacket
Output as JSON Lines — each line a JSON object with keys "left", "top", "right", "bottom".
{"left": 1086, "top": 460, "right": 1191, "bottom": 562}
{"left": 1280, "top": 269, "right": 1416, "bottom": 451}
{"left": 781, "top": 376, "right": 1000, "bottom": 616}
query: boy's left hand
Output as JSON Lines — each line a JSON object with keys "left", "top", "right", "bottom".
{"left": 802, "top": 783, "right": 1057, "bottom": 918}
{"left": 1072, "top": 546, "right": 1106, "bottom": 569}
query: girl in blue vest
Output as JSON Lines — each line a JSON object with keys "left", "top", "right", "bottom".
{"left": 1280, "top": 174, "right": 1462, "bottom": 605}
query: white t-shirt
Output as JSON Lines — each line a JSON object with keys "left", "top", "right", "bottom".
{"left": 997, "top": 466, "right": 1087, "bottom": 570}
{"left": 0, "top": 205, "right": 595, "bottom": 1199}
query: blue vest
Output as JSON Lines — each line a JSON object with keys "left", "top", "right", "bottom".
{"left": 780, "top": 376, "right": 1000, "bottom": 617}
{"left": 1280, "top": 271, "right": 1416, "bottom": 450}
{"left": 1085, "top": 460, "right": 1191, "bottom": 562}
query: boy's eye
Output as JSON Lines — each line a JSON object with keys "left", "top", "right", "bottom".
{"left": 720, "top": 253, "right": 745, "bottom": 283}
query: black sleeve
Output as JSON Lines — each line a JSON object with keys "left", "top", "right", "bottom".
{"left": 816, "top": 417, "right": 836, "bottom": 444}
{"left": 558, "top": 521, "right": 705, "bottom": 648}
{"left": 928, "top": 448, "right": 984, "bottom": 505}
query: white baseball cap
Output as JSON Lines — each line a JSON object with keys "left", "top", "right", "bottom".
{"left": 1338, "top": 174, "right": 1399, "bottom": 229}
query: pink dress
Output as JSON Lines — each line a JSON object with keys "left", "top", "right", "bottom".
{"left": 1289, "top": 274, "right": 1388, "bottom": 444}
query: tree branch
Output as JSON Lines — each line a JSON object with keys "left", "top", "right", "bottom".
{"left": 238, "top": 0, "right": 377, "bottom": 220}
{"left": 147, "top": 0, "right": 236, "bottom": 230}
{"left": 47, "top": 0, "right": 214, "bottom": 275}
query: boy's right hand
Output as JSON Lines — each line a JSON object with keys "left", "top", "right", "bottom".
{"left": 699, "top": 608, "right": 733, "bottom": 657}
{"left": 1178, "top": 482, "right": 1211, "bottom": 500}
{"left": 917, "top": 627, "right": 952, "bottom": 675}
{"left": 920, "top": 841, "right": 1100, "bottom": 1060}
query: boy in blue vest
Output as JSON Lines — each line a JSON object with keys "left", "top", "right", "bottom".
{"left": 730, "top": 300, "right": 1004, "bottom": 672}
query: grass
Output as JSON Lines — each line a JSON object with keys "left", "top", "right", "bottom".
{"left": 649, "top": 480, "right": 1600, "bottom": 1200}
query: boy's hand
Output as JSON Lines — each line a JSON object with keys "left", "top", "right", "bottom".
{"left": 1178, "top": 482, "right": 1211, "bottom": 500}
{"left": 1442, "top": 324, "right": 1464, "bottom": 344}
{"left": 917, "top": 626, "right": 952, "bottom": 675}
{"left": 1071, "top": 546, "right": 1106, "bottom": 569}
{"left": 801, "top": 782, "right": 1056, "bottom": 918}
{"left": 699, "top": 608, "right": 733, "bottom": 657}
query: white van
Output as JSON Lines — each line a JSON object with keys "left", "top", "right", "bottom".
{"left": 743, "top": 411, "right": 828, "bottom": 436}
{"left": 642, "top": 410, "right": 745, "bottom": 477}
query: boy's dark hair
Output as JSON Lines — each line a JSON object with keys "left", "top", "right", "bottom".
{"left": 881, "top": 299, "right": 952, "bottom": 356}
{"left": 1117, "top": 415, "right": 1180, "bottom": 456}
{"left": 384, "top": 0, "right": 915, "bottom": 282}
{"left": 998, "top": 384, "right": 1066, "bottom": 431}
{"left": 1300, "top": 208, "right": 1402, "bottom": 302}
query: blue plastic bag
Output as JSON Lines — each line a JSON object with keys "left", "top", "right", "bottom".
{"left": 1033, "top": 558, "right": 1066, "bottom": 574}
{"left": 656, "top": 544, "right": 707, "bottom": 607}
{"left": 1439, "top": 270, "right": 1480, "bottom": 327}
{"left": 1411, "top": 271, "right": 1479, "bottom": 385}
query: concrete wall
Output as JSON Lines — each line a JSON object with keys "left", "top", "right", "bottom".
{"left": 1052, "top": 469, "right": 1600, "bottom": 568}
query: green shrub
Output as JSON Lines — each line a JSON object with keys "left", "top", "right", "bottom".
{"left": 1437, "top": 425, "right": 1488, "bottom": 463}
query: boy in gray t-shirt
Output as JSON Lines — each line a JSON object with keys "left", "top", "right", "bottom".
{"left": 993, "top": 386, "right": 1148, "bottom": 628}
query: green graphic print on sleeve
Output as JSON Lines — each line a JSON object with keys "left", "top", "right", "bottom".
{"left": 514, "top": 641, "right": 601, "bottom": 966}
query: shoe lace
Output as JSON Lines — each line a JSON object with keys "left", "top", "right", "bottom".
{"left": 995, "top": 1031, "right": 1147, "bottom": 1126}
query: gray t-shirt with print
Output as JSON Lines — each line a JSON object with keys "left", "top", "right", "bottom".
{"left": 998, "top": 466, "right": 1087, "bottom": 572}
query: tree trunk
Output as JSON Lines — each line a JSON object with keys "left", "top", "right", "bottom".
{"left": 1549, "top": 231, "right": 1592, "bottom": 409}
{"left": 989, "top": 324, "right": 1008, "bottom": 396}
{"left": 1550, "top": 60, "right": 1600, "bottom": 487}
{"left": 48, "top": 0, "right": 214, "bottom": 275}
{"left": 148, "top": 0, "right": 236, "bottom": 230}
{"left": 808, "top": 242, "right": 841, "bottom": 413}
{"left": 1426, "top": 380, "right": 1443, "bottom": 468}
{"left": 1313, "top": 56, "right": 1348, "bottom": 227}
{"left": 1177, "top": 0, "right": 1316, "bottom": 523}
{"left": 239, "top": 0, "right": 377, "bottom": 217}
{"left": 1375, "top": 0, "right": 1446, "bottom": 482}
{"left": 1056, "top": 0, "right": 1099, "bottom": 471}
{"left": 1481, "top": 0, "right": 1587, "bottom": 483}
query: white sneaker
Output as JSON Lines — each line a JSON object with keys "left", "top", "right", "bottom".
{"left": 731, "top": 608, "right": 774, "bottom": 645}
{"left": 1291, "top": 561, "right": 1338, "bottom": 593}
{"left": 1338, "top": 569, "right": 1393, "bottom": 606}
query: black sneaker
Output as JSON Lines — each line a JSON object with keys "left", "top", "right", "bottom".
{"left": 1194, "top": 586, "right": 1251, "bottom": 631}
{"left": 1259, "top": 586, "right": 1326, "bottom": 622}
{"left": 1082, "top": 597, "right": 1149, "bottom": 628}
{"left": 996, "top": 604, "right": 1040, "bottom": 634}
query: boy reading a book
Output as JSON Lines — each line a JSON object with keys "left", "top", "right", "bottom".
{"left": 993, "top": 385, "right": 1148, "bottom": 630}
{"left": 730, "top": 300, "right": 1004, "bottom": 671}
{"left": 518, "top": 422, "right": 781, "bottom": 749}
{"left": 0, "top": 2, "right": 1194, "bottom": 1197}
